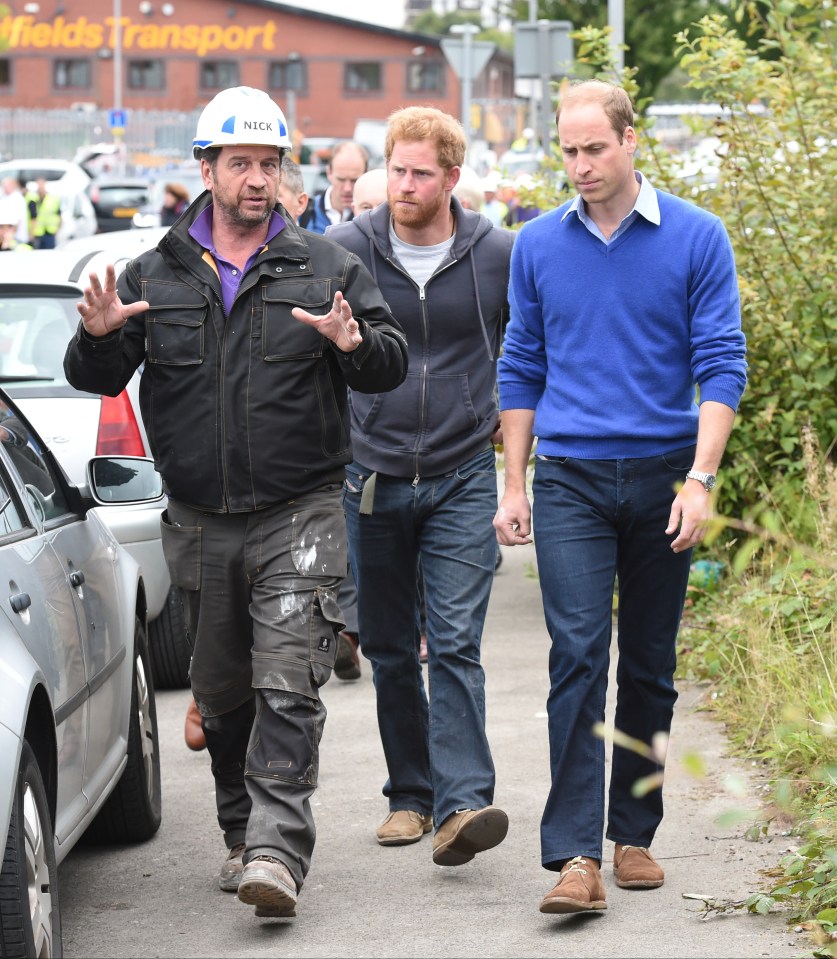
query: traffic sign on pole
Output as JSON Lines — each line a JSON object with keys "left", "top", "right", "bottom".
{"left": 440, "top": 38, "right": 495, "bottom": 80}
{"left": 108, "top": 108, "right": 127, "bottom": 130}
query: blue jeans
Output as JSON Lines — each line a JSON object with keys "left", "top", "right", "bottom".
{"left": 532, "top": 448, "right": 694, "bottom": 869}
{"left": 343, "top": 447, "right": 499, "bottom": 828}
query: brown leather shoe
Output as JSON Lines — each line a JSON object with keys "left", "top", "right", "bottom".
{"left": 540, "top": 857, "right": 607, "bottom": 913}
{"left": 432, "top": 806, "right": 508, "bottom": 866}
{"left": 334, "top": 631, "right": 361, "bottom": 681}
{"left": 376, "top": 810, "right": 433, "bottom": 846}
{"left": 613, "top": 844, "right": 665, "bottom": 888}
{"left": 184, "top": 698, "right": 206, "bottom": 751}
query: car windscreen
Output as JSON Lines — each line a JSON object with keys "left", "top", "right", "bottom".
{"left": 0, "top": 294, "right": 79, "bottom": 390}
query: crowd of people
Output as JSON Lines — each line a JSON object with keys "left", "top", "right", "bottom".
{"left": 64, "top": 79, "right": 746, "bottom": 923}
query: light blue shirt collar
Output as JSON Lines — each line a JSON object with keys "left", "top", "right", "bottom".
{"left": 561, "top": 171, "right": 660, "bottom": 243}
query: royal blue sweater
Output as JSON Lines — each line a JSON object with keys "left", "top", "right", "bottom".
{"left": 498, "top": 190, "right": 747, "bottom": 458}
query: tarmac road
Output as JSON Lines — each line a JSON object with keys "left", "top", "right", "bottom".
{"left": 61, "top": 539, "right": 806, "bottom": 958}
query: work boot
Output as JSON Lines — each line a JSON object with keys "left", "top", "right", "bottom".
{"left": 432, "top": 806, "right": 508, "bottom": 866}
{"left": 218, "top": 842, "right": 245, "bottom": 892}
{"left": 334, "top": 631, "right": 361, "bottom": 681}
{"left": 613, "top": 844, "right": 665, "bottom": 888}
{"left": 238, "top": 856, "right": 297, "bottom": 918}
{"left": 539, "top": 856, "right": 607, "bottom": 913}
{"left": 376, "top": 810, "right": 433, "bottom": 846}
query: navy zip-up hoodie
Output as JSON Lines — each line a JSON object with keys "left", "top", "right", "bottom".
{"left": 327, "top": 195, "right": 515, "bottom": 479}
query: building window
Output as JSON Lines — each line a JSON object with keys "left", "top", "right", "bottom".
{"left": 344, "top": 62, "right": 382, "bottom": 93}
{"left": 268, "top": 59, "right": 307, "bottom": 94}
{"left": 406, "top": 60, "right": 445, "bottom": 94}
{"left": 200, "top": 61, "right": 239, "bottom": 91}
{"left": 0, "top": 60, "right": 10, "bottom": 88}
{"left": 53, "top": 59, "right": 91, "bottom": 90}
{"left": 127, "top": 59, "right": 165, "bottom": 90}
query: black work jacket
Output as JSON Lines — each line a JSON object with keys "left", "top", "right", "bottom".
{"left": 64, "top": 193, "right": 408, "bottom": 512}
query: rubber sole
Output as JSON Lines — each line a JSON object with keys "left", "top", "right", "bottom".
{"left": 238, "top": 867, "right": 297, "bottom": 918}
{"left": 539, "top": 896, "right": 607, "bottom": 914}
{"left": 432, "top": 807, "right": 509, "bottom": 866}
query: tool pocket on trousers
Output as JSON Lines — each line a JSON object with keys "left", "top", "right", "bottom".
{"left": 160, "top": 509, "right": 202, "bottom": 591}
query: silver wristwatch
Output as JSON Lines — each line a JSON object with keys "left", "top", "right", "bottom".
{"left": 686, "top": 469, "right": 716, "bottom": 491}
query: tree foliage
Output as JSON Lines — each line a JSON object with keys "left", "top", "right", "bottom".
{"left": 507, "top": 0, "right": 739, "bottom": 101}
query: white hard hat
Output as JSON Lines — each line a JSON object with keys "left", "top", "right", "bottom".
{"left": 192, "top": 86, "right": 292, "bottom": 159}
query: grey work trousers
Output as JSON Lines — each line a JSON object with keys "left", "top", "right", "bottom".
{"left": 160, "top": 487, "right": 347, "bottom": 890}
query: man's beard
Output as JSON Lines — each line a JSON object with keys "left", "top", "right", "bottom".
{"left": 215, "top": 192, "right": 273, "bottom": 227}
{"left": 389, "top": 187, "right": 447, "bottom": 230}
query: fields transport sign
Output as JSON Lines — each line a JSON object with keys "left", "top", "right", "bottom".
{"left": 0, "top": 15, "right": 278, "bottom": 58}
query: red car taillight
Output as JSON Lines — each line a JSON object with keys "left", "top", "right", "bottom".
{"left": 96, "top": 390, "right": 145, "bottom": 456}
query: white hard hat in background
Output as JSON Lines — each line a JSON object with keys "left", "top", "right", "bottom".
{"left": 192, "top": 86, "right": 292, "bottom": 159}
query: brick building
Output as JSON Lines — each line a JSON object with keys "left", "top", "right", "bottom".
{"left": 0, "top": 0, "right": 519, "bottom": 154}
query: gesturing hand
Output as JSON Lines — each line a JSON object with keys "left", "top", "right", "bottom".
{"left": 292, "top": 290, "right": 362, "bottom": 353}
{"left": 77, "top": 265, "right": 149, "bottom": 337}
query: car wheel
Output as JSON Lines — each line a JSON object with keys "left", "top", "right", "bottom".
{"left": 148, "top": 585, "right": 191, "bottom": 689}
{"left": 84, "top": 616, "right": 162, "bottom": 844}
{"left": 0, "top": 740, "right": 62, "bottom": 958}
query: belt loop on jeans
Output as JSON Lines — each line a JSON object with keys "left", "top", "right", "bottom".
{"left": 359, "top": 472, "right": 377, "bottom": 515}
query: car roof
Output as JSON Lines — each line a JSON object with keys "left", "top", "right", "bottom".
{"left": 0, "top": 239, "right": 163, "bottom": 292}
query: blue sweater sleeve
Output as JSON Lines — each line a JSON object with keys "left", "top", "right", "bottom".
{"left": 498, "top": 223, "right": 548, "bottom": 411}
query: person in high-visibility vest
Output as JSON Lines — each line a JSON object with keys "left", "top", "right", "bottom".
{"left": 26, "top": 178, "right": 61, "bottom": 249}
{"left": 0, "top": 214, "right": 33, "bottom": 250}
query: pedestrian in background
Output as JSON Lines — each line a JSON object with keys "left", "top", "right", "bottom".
{"left": 65, "top": 85, "right": 407, "bottom": 921}
{"left": 350, "top": 167, "right": 387, "bottom": 215}
{"left": 0, "top": 176, "right": 29, "bottom": 245}
{"left": 159, "top": 182, "right": 190, "bottom": 226}
{"left": 300, "top": 140, "right": 368, "bottom": 234}
{"left": 26, "top": 177, "right": 61, "bottom": 248}
{"left": 494, "top": 79, "right": 747, "bottom": 915}
{"left": 328, "top": 105, "right": 514, "bottom": 864}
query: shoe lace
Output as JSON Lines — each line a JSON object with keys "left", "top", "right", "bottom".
{"left": 565, "top": 855, "right": 589, "bottom": 875}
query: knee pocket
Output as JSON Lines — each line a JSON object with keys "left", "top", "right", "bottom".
{"left": 246, "top": 689, "right": 325, "bottom": 786}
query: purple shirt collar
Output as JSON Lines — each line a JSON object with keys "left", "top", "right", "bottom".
{"left": 188, "top": 205, "right": 286, "bottom": 314}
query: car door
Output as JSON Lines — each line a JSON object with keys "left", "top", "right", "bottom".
{"left": 0, "top": 429, "right": 89, "bottom": 842}
{"left": 0, "top": 399, "right": 132, "bottom": 831}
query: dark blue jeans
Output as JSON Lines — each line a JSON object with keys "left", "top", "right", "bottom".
{"left": 343, "top": 447, "right": 499, "bottom": 829}
{"left": 532, "top": 448, "right": 694, "bottom": 870}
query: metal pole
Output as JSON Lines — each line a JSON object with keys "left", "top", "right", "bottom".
{"left": 608, "top": 0, "right": 624, "bottom": 73}
{"left": 113, "top": 0, "right": 124, "bottom": 173}
{"left": 528, "top": 0, "right": 538, "bottom": 134}
{"left": 113, "top": 0, "right": 122, "bottom": 112}
{"left": 538, "top": 20, "right": 552, "bottom": 158}
{"left": 461, "top": 28, "right": 472, "bottom": 144}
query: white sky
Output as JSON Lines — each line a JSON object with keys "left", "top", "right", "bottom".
{"left": 272, "top": 1, "right": 407, "bottom": 31}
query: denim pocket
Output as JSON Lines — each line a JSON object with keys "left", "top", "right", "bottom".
{"left": 661, "top": 444, "right": 696, "bottom": 474}
{"left": 160, "top": 509, "right": 202, "bottom": 591}
{"left": 454, "top": 446, "right": 497, "bottom": 481}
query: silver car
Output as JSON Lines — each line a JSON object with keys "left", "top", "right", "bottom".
{"left": 0, "top": 242, "right": 190, "bottom": 688}
{"left": 0, "top": 388, "right": 163, "bottom": 957}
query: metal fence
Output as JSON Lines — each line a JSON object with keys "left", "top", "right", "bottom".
{"left": 0, "top": 107, "right": 203, "bottom": 174}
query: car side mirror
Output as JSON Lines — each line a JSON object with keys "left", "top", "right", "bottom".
{"left": 87, "top": 456, "right": 164, "bottom": 505}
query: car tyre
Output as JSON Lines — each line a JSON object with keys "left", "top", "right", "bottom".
{"left": 0, "top": 739, "right": 62, "bottom": 959}
{"left": 148, "top": 585, "right": 191, "bottom": 689}
{"left": 84, "top": 616, "right": 162, "bottom": 844}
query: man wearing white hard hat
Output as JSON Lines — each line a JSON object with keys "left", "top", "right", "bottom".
{"left": 65, "top": 85, "right": 408, "bottom": 920}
